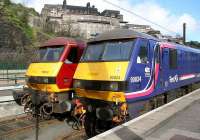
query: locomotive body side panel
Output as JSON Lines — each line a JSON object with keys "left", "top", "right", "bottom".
{"left": 124, "top": 38, "right": 157, "bottom": 102}
{"left": 125, "top": 41, "right": 200, "bottom": 103}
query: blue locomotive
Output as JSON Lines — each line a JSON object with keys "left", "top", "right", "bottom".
{"left": 73, "top": 29, "right": 200, "bottom": 137}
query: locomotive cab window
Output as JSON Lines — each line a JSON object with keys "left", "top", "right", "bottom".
{"left": 65, "top": 47, "right": 78, "bottom": 63}
{"left": 137, "top": 39, "right": 148, "bottom": 64}
{"left": 39, "top": 45, "right": 64, "bottom": 62}
{"left": 81, "top": 39, "right": 136, "bottom": 62}
{"left": 169, "top": 49, "right": 177, "bottom": 69}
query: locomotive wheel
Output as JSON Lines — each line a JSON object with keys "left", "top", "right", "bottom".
{"left": 42, "top": 103, "right": 53, "bottom": 115}
{"left": 40, "top": 105, "right": 52, "bottom": 120}
{"left": 24, "top": 100, "right": 33, "bottom": 115}
{"left": 21, "top": 94, "right": 30, "bottom": 106}
{"left": 12, "top": 90, "right": 25, "bottom": 106}
{"left": 84, "top": 113, "right": 96, "bottom": 138}
{"left": 72, "top": 116, "right": 82, "bottom": 130}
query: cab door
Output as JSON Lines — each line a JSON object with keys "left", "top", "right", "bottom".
{"left": 64, "top": 46, "right": 79, "bottom": 71}
{"left": 131, "top": 39, "right": 153, "bottom": 91}
{"left": 159, "top": 47, "right": 169, "bottom": 90}
{"left": 57, "top": 45, "right": 79, "bottom": 89}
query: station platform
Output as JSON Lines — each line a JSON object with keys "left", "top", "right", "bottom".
{"left": 90, "top": 89, "right": 200, "bottom": 140}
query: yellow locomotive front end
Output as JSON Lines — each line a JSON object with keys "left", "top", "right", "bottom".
{"left": 26, "top": 62, "right": 64, "bottom": 93}
{"left": 74, "top": 62, "right": 128, "bottom": 103}
{"left": 73, "top": 29, "right": 138, "bottom": 137}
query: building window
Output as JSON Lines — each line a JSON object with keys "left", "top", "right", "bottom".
{"left": 169, "top": 49, "right": 177, "bottom": 69}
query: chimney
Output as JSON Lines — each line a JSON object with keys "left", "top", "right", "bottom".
{"left": 86, "top": 2, "right": 90, "bottom": 8}
{"left": 62, "top": 0, "right": 67, "bottom": 9}
{"left": 183, "top": 23, "right": 186, "bottom": 45}
{"left": 86, "top": 2, "right": 90, "bottom": 14}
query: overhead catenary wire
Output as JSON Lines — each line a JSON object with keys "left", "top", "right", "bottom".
{"left": 103, "top": 0, "right": 179, "bottom": 35}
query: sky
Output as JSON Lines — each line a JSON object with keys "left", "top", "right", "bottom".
{"left": 12, "top": 0, "right": 200, "bottom": 42}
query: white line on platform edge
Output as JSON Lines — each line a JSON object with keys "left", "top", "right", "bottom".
{"left": 0, "top": 85, "right": 23, "bottom": 91}
{"left": 0, "top": 96, "right": 14, "bottom": 102}
{"left": 90, "top": 88, "right": 200, "bottom": 139}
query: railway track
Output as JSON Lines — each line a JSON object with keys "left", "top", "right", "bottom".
{"left": 0, "top": 112, "right": 86, "bottom": 140}
{"left": 0, "top": 99, "right": 15, "bottom": 104}
{"left": 0, "top": 84, "right": 199, "bottom": 140}
{"left": 60, "top": 130, "right": 86, "bottom": 140}
{"left": 0, "top": 114, "right": 61, "bottom": 139}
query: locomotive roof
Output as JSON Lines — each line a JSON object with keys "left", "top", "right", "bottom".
{"left": 175, "top": 43, "right": 200, "bottom": 53}
{"left": 41, "top": 37, "right": 85, "bottom": 48}
{"left": 88, "top": 28, "right": 159, "bottom": 43}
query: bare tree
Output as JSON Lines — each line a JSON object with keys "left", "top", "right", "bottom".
{"left": 57, "top": 19, "right": 74, "bottom": 37}
{"left": 43, "top": 19, "right": 58, "bottom": 34}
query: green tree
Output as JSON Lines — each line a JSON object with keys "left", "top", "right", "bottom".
{"left": 186, "top": 41, "right": 200, "bottom": 48}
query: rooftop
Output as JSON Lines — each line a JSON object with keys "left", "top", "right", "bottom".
{"left": 43, "top": 1, "right": 121, "bottom": 17}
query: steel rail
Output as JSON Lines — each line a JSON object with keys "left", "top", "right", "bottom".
{"left": 0, "top": 114, "right": 60, "bottom": 138}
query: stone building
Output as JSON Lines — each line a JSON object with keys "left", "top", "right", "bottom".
{"left": 39, "top": 0, "right": 182, "bottom": 42}
{"left": 122, "top": 23, "right": 165, "bottom": 39}
{"left": 161, "top": 35, "right": 183, "bottom": 44}
{"left": 41, "top": 0, "right": 124, "bottom": 39}
{"left": 123, "top": 24, "right": 152, "bottom": 33}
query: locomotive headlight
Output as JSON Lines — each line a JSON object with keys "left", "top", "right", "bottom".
{"left": 43, "top": 77, "right": 49, "bottom": 84}
{"left": 73, "top": 80, "right": 81, "bottom": 88}
{"left": 109, "top": 82, "right": 119, "bottom": 91}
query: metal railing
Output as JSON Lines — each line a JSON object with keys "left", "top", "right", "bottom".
{"left": 0, "top": 63, "right": 27, "bottom": 70}
{"left": 0, "top": 76, "right": 25, "bottom": 85}
{"left": 0, "top": 69, "right": 26, "bottom": 86}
